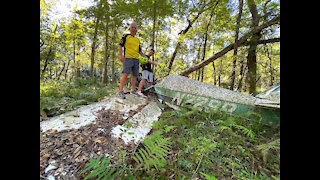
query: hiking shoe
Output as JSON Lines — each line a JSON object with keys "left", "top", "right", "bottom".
{"left": 119, "top": 91, "right": 126, "bottom": 99}
{"left": 131, "top": 91, "right": 140, "bottom": 96}
{"left": 137, "top": 91, "right": 147, "bottom": 98}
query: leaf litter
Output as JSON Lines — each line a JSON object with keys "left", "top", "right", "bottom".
{"left": 40, "top": 94, "right": 156, "bottom": 180}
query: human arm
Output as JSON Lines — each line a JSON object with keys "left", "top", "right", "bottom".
{"left": 139, "top": 50, "right": 145, "bottom": 57}
{"left": 138, "top": 43, "right": 145, "bottom": 56}
{"left": 118, "top": 45, "right": 125, "bottom": 62}
{"left": 147, "top": 60, "right": 157, "bottom": 66}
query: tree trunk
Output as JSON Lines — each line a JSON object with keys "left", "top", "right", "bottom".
{"left": 41, "top": 46, "right": 53, "bottom": 78}
{"left": 196, "top": 39, "right": 202, "bottom": 81}
{"left": 103, "top": 15, "right": 110, "bottom": 84}
{"left": 58, "top": 61, "right": 66, "bottom": 80}
{"left": 179, "top": 14, "right": 279, "bottom": 77}
{"left": 151, "top": 0, "right": 157, "bottom": 77}
{"left": 41, "top": 24, "right": 58, "bottom": 79}
{"left": 212, "top": 62, "right": 217, "bottom": 85}
{"left": 229, "top": 0, "right": 243, "bottom": 90}
{"left": 246, "top": 0, "right": 260, "bottom": 96}
{"left": 167, "top": 5, "right": 210, "bottom": 75}
{"left": 200, "top": 10, "right": 214, "bottom": 83}
{"left": 90, "top": 17, "right": 100, "bottom": 79}
{"left": 167, "top": 1, "right": 220, "bottom": 75}
{"left": 65, "top": 57, "right": 73, "bottom": 80}
{"left": 151, "top": 0, "right": 156, "bottom": 50}
{"left": 247, "top": 33, "right": 261, "bottom": 95}
{"left": 111, "top": 27, "right": 117, "bottom": 84}
{"left": 237, "top": 58, "right": 246, "bottom": 92}
{"left": 265, "top": 45, "right": 274, "bottom": 87}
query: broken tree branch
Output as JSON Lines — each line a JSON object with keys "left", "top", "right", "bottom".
{"left": 179, "top": 14, "right": 280, "bottom": 77}
{"left": 167, "top": 0, "right": 220, "bottom": 75}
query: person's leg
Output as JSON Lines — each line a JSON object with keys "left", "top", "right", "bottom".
{"left": 120, "top": 58, "right": 133, "bottom": 99}
{"left": 147, "top": 72, "right": 153, "bottom": 86}
{"left": 136, "top": 70, "right": 149, "bottom": 98}
{"left": 120, "top": 73, "right": 128, "bottom": 92}
{"left": 130, "top": 59, "right": 140, "bottom": 94}
{"left": 136, "top": 78, "right": 147, "bottom": 98}
{"left": 137, "top": 78, "right": 147, "bottom": 92}
{"left": 131, "top": 75, "right": 137, "bottom": 92}
{"left": 119, "top": 73, "right": 128, "bottom": 99}
{"left": 138, "top": 70, "right": 148, "bottom": 92}
{"left": 120, "top": 58, "right": 133, "bottom": 92}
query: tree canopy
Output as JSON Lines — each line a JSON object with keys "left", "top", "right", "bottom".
{"left": 40, "top": 0, "right": 280, "bottom": 95}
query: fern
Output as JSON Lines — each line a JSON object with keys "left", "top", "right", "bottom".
{"left": 81, "top": 156, "right": 121, "bottom": 180}
{"left": 200, "top": 172, "right": 218, "bottom": 180}
{"left": 217, "top": 116, "right": 255, "bottom": 140}
{"left": 133, "top": 130, "right": 172, "bottom": 171}
{"left": 257, "top": 139, "right": 280, "bottom": 163}
{"left": 234, "top": 125, "right": 255, "bottom": 140}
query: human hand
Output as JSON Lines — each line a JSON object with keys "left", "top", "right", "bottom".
{"left": 120, "top": 55, "right": 125, "bottom": 62}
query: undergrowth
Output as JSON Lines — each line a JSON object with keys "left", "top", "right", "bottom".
{"left": 40, "top": 78, "right": 118, "bottom": 117}
{"left": 80, "top": 104, "right": 280, "bottom": 179}
{"left": 133, "top": 130, "right": 173, "bottom": 172}
{"left": 156, "top": 105, "right": 280, "bottom": 179}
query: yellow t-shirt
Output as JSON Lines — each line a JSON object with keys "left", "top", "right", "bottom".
{"left": 119, "top": 34, "right": 141, "bottom": 59}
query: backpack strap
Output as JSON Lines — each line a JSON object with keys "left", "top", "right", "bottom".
{"left": 119, "top": 34, "right": 130, "bottom": 47}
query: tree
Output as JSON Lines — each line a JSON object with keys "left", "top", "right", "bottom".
{"left": 40, "top": 0, "right": 280, "bottom": 94}
{"left": 167, "top": 0, "right": 219, "bottom": 75}
{"left": 179, "top": 13, "right": 279, "bottom": 76}
{"left": 41, "top": 23, "right": 58, "bottom": 79}
{"left": 246, "top": 0, "right": 261, "bottom": 95}
{"left": 229, "top": 0, "right": 243, "bottom": 90}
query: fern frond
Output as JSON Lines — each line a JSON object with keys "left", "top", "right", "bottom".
{"left": 141, "top": 148, "right": 150, "bottom": 159}
{"left": 234, "top": 125, "right": 255, "bottom": 140}
{"left": 257, "top": 139, "right": 280, "bottom": 163}
{"left": 200, "top": 172, "right": 218, "bottom": 180}
{"left": 219, "top": 126, "right": 232, "bottom": 132}
{"left": 164, "top": 125, "right": 176, "bottom": 133}
{"left": 81, "top": 156, "right": 120, "bottom": 180}
{"left": 133, "top": 151, "right": 143, "bottom": 164}
{"left": 133, "top": 131, "right": 172, "bottom": 171}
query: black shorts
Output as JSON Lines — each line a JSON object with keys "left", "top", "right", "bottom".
{"left": 122, "top": 58, "right": 139, "bottom": 77}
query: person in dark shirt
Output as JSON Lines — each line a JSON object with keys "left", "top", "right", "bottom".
{"left": 137, "top": 49, "right": 157, "bottom": 98}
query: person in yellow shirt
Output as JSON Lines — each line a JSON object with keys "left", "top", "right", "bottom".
{"left": 118, "top": 23, "right": 145, "bottom": 99}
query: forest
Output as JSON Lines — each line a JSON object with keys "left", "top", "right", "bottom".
{"left": 40, "top": 0, "right": 279, "bottom": 95}
{"left": 40, "top": 0, "right": 280, "bottom": 179}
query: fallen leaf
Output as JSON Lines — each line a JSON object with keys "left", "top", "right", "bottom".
{"left": 94, "top": 138, "right": 102, "bottom": 144}
{"left": 48, "top": 129, "right": 57, "bottom": 134}
{"left": 74, "top": 146, "right": 81, "bottom": 155}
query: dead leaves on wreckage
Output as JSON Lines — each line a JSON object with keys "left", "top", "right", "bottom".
{"left": 40, "top": 106, "right": 144, "bottom": 179}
